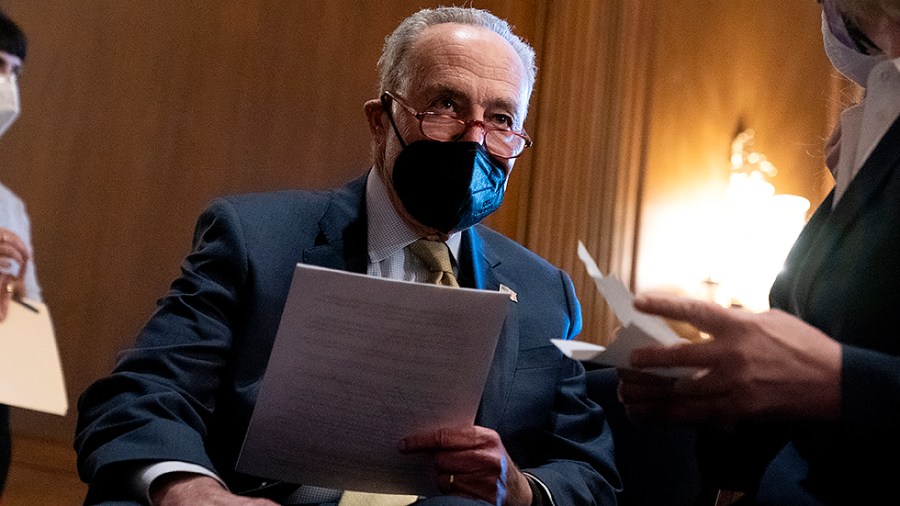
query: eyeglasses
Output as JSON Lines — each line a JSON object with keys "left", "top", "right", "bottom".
{"left": 381, "top": 91, "right": 533, "bottom": 159}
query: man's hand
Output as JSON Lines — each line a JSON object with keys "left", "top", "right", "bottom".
{"left": 617, "top": 293, "right": 842, "bottom": 425}
{"left": 150, "top": 473, "right": 278, "bottom": 506}
{"left": 0, "top": 227, "right": 29, "bottom": 322}
{"left": 400, "top": 426, "right": 532, "bottom": 506}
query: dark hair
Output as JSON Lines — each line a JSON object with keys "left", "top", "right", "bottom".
{"left": 0, "top": 10, "right": 26, "bottom": 61}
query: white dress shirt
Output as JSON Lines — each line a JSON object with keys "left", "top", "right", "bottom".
{"left": 366, "top": 167, "right": 461, "bottom": 280}
{"left": 831, "top": 57, "right": 900, "bottom": 206}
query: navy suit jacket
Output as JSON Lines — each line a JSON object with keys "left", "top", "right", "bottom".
{"left": 75, "top": 174, "right": 619, "bottom": 505}
{"left": 697, "top": 118, "right": 900, "bottom": 504}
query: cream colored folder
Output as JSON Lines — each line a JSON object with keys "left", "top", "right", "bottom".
{"left": 0, "top": 299, "right": 67, "bottom": 415}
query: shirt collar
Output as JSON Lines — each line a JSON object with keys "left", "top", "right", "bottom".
{"left": 830, "top": 56, "right": 900, "bottom": 206}
{"left": 365, "top": 168, "right": 461, "bottom": 263}
{"left": 856, "top": 56, "right": 900, "bottom": 165}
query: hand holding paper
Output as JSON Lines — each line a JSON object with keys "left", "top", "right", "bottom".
{"left": 551, "top": 242, "right": 696, "bottom": 377}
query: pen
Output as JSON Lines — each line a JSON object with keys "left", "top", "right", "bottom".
{"left": 12, "top": 295, "right": 38, "bottom": 313}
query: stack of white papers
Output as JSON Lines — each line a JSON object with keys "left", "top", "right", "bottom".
{"left": 551, "top": 242, "right": 695, "bottom": 377}
{"left": 238, "top": 264, "right": 510, "bottom": 496}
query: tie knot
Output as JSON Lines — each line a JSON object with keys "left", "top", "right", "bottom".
{"left": 407, "top": 239, "right": 459, "bottom": 287}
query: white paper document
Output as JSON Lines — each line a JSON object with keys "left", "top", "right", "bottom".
{"left": 551, "top": 242, "right": 693, "bottom": 377}
{"left": 237, "top": 264, "right": 510, "bottom": 496}
{"left": 0, "top": 300, "right": 68, "bottom": 415}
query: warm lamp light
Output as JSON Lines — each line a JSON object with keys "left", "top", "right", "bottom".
{"left": 712, "top": 129, "right": 810, "bottom": 311}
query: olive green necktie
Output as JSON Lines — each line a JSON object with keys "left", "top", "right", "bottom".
{"left": 337, "top": 490, "right": 419, "bottom": 506}
{"left": 338, "top": 240, "right": 457, "bottom": 506}
{"left": 407, "top": 239, "right": 459, "bottom": 287}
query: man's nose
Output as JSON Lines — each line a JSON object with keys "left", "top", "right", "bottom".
{"left": 458, "top": 120, "right": 487, "bottom": 144}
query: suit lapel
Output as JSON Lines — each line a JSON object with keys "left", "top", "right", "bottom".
{"left": 772, "top": 191, "right": 833, "bottom": 316}
{"left": 461, "top": 227, "right": 519, "bottom": 429}
{"left": 300, "top": 175, "right": 369, "bottom": 274}
{"left": 301, "top": 223, "right": 367, "bottom": 274}
{"left": 791, "top": 118, "right": 900, "bottom": 314}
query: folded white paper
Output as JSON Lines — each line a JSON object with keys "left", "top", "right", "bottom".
{"left": 0, "top": 300, "right": 68, "bottom": 415}
{"left": 237, "top": 264, "right": 510, "bottom": 496}
{"left": 551, "top": 242, "right": 694, "bottom": 378}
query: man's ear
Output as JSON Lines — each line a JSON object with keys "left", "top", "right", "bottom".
{"left": 364, "top": 99, "right": 386, "bottom": 143}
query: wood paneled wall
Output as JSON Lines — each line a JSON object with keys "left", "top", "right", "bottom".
{"left": 523, "top": 0, "right": 654, "bottom": 345}
{"left": 516, "top": 1, "right": 836, "bottom": 344}
{"left": 635, "top": 1, "right": 836, "bottom": 297}
{"left": 0, "top": 0, "right": 837, "bottom": 460}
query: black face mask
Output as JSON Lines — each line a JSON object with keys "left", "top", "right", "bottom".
{"left": 391, "top": 140, "right": 508, "bottom": 234}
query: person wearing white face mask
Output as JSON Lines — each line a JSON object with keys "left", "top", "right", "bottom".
{"left": 616, "top": 1, "right": 900, "bottom": 504}
{"left": 0, "top": 9, "right": 40, "bottom": 505}
{"left": 822, "top": 0, "right": 900, "bottom": 205}
{"left": 0, "top": 12, "right": 41, "bottom": 312}
{"left": 0, "top": 10, "right": 40, "bottom": 314}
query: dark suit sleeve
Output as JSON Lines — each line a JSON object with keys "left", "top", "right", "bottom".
{"left": 520, "top": 270, "right": 620, "bottom": 505}
{"left": 74, "top": 198, "right": 249, "bottom": 495}
{"left": 842, "top": 344, "right": 900, "bottom": 428}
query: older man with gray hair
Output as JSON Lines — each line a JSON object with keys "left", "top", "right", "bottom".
{"left": 75, "top": 6, "right": 620, "bottom": 506}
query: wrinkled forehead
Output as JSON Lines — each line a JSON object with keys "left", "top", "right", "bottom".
{"left": 404, "top": 23, "right": 531, "bottom": 115}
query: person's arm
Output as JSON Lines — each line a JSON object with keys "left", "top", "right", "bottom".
{"left": 75, "top": 198, "right": 251, "bottom": 504}
{"left": 134, "top": 462, "right": 225, "bottom": 504}
{"left": 519, "top": 270, "right": 620, "bottom": 505}
{"left": 149, "top": 473, "right": 277, "bottom": 506}
{"left": 131, "top": 462, "right": 279, "bottom": 506}
{"left": 617, "top": 293, "right": 843, "bottom": 493}
{"left": 401, "top": 361, "right": 617, "bottom": 506}
{"left": 521, "top": 472, "right": 552, "bottom": 506}
{"left": 841, "top": 344, "right": 900, "bottom": 430}
{"left": 517, "top": 356, "right": 620, "bottom": 505}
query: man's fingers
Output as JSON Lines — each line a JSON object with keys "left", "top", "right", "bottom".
{"left": 0, "top": 243, "right": 26, "bottom": 266}
{"left": 400, "top": 426, "right": 489, "bottom": 452}
{"left": 0, "top": 229, "right": 29, "bottom": 265}
{"left": 629, "top": 340, "right": 726, "bottom": 369}
{"left": 634, "top": 293, "right": 739, "bottom": 335}
{"left": 400, "top": 426, "right": 513, "bottom": 505}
